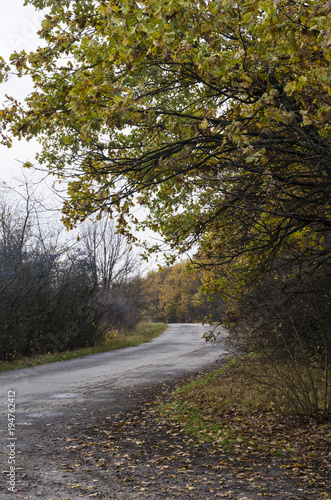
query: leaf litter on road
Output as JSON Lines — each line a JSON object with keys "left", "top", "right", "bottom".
{"left": 2, "top": 363, "right": 330, "bottom": 499}
{"left": 56, "top": 374, "right": 330, "bottom": 499}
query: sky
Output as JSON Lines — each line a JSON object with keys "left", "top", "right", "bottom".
{"left": 0, "top": 0, "right": 45, "bottom": 187}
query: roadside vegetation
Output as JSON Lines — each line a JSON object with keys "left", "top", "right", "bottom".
{"left": 0, "top": 178, "right": 165, "bottom": 366}
{"left": 0, "top": 321, "right": 166, "bottom": 373}
{"left": 158, "top": 355, "right": 331, "bottom": 460}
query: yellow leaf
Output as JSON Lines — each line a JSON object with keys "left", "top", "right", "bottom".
{"left": 200, "top": 118, "right": 208, "bottom": 130}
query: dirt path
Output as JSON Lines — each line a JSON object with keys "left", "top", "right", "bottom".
{"left": 1, "top": 362, "right": 330, "bottom": 500}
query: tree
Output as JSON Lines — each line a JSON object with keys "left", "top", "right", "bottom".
{"left": 0, "top": 0, "right": 330, "bottom": 290}
{"left": 0, "top": 181, "right": 105, "bottom": 359}
{"left": 78, "top": 216, "right": 139, "bottom": 290}
{"left": 141, "top": 261, "right": 222, "bottom": 323}
{"left": 0, "top": 180, "right": 142, "bottom": 360}
{"left": 77, "top": 216, "right": 143, "bottom": 330}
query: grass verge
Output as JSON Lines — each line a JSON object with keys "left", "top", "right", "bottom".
{"left": 158, "top": 354, "right": 331, "bottom": 458}
{"left": 0, "top": 321, "right": 167, "bottom": 373}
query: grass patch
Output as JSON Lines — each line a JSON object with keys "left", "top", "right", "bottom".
{"left": 0, "top": 321, "right": 167, "bottom": 373}
{"left": 158, "top": 354, "right": 331, "bottom": 456}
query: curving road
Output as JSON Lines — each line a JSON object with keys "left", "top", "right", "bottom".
{"left": 0, "top": 323, "right": 228, "bottom": 434}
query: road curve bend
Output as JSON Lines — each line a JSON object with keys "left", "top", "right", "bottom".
{"left": 0, "top": 323, "right": 228, "bottom": 433}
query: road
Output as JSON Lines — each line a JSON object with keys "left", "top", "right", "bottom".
{"left": 0, "top": 323, "right": 228, "bottom": 437}
{"left": 1, "top": 324, "right": 326, "bottom": 500}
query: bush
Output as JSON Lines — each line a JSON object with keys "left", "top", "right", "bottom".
{"left": 223, "top": 263, "right": 331, "bottom": 419}
{"left": 0, "top": 185, "right": 142, "bottom": 360}
{"left": 0, "top": 245, "right": 105, "bottom": 359}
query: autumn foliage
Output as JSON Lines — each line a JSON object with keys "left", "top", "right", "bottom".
{"left": 141, "top": 262, "right": 223, "bottom": 323}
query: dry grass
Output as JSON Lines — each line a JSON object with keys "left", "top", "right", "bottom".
{"left": 0, "top": 321, "right": 167, "bottom": 373}
{"left": 158, "top": 355, "right": 331, "bottom": 455}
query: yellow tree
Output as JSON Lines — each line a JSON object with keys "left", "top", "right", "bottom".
{"left": 0, "top": 0, "right": 330, "bottom": 294}
{"left": 142, "top": 262, "right": 209, "bottom": 323}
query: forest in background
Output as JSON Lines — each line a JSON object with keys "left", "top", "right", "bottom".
{"left": 141, "top": 261, "right": 222, "bottom": 324}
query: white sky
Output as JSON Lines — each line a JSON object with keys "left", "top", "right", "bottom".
{"left": 0, "top": 0, "right": 45, "bottom": 187}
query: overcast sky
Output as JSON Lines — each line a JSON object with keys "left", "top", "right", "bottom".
{"left": 0, "top": 0, "right": 45, "bottom": 187}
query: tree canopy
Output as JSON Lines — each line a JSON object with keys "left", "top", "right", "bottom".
{"left": 0, "top": 0, "right": 330, "bottom": 284}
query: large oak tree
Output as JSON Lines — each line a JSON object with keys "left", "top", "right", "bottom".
{"left": 0, "top": 0, "right": 330, "bottom": 286}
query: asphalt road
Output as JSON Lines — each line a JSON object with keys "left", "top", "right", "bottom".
{"left": 0, "top": 323, "right": 228, "bottom": 439}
